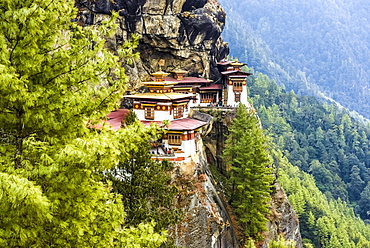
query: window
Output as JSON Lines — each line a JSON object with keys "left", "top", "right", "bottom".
{"left": 200, "top": 93, "right": 216, "bottom": 103}
{"left": 173, "top": 107, "right": 178, "bottom": 118}
{"left": 168, "top": 134, "right": 182, "bottom": 145}
{"left": 235, "top": 93, "right": 241, "bottom": 102}
{"left": 145, "top": 107, "right": 154, "bottom": 119}
{"left": 173, "top": 105, "right": 184, "bottom": 119}
{"left": 233, "top": 81, "right": 243, "bottom": 92}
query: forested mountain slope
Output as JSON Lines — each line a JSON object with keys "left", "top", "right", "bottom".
{"left": 219, "top": 0, "right": 370, "bottom": 119}
{"left": 246, "top": 70, "right": 370, "bottom": 247}
{"left": 248, "top": 70, "right": 370, "bottom": 220}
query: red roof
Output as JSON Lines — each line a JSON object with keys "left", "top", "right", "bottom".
{"left": 142, "top": 118, "right": 207, "bottom": 131}
{"left": 221, "top": 70, "right": 252, "bottom": 75}
{"left": 105, "top": 109, "right": 130, "bottom": 130}
{"left": 150, "top": 76, "right": 209, "bottom": 84}
{"left": 199, "top": 84, "right": 223, "bottom": 90}
{"left": 172, "top": 85, "right": 195, "bottom": 88}
{"left": 104, "top": 109, "right": 207, "bottom": 131}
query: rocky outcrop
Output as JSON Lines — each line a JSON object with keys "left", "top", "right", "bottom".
{"left": 172, "top": 161, "right": 239, "bottom": 248}
{"left": 75, "top": 0, "right": 229, "bottom": 89}
{"left": 263, "top": 183, "right": 303, "bottom": 247}
{"left": 192, "top": 107, "right": 236, "bottom": 173}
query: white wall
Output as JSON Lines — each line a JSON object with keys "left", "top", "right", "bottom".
{"left": 226, "top": 85, "right": 248, "bottom": 106}
{"left": 133, "top": 108, "right": 191, "bottom": 122}
{"left": 133, "top": 109, "right": 174, "bottom": 122}
{"left": 240, "top": 85, "right": 249, "bottom": 105}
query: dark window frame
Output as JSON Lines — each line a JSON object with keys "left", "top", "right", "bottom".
{"left": 145, "top": 107, "right": 155, "bottom": 119}
{"left": 168, "top": 134, "right": 182, "bottom": 145}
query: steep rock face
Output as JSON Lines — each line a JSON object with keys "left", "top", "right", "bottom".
{"left": 169, "top": 110, "right": 239, "bottom": 247}
{"left": 200, "top": 108, "right": 234, "bottom": 174}
{"left": 197, "top": 108, "right": 303, "bottom": 247}
{"left": 76, "top": 0, "right": 229, "bottom": 89}
{"left": 172, "top": 163, "right": 239, "bottom": 248}
{"left": 263, "top": 183, "right": 303, "bottom": 248}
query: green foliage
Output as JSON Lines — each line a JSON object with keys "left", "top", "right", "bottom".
{"left": 0, "top": 0, "right": 127, "bottom": 167}
{"left": 0, "top": 173, "right": 51, "bottom": 247}
{"left": 243, "top": 71, "right": 370, "bottom": 246}
{"left": 357, "top": 182, "right": 370, "bottom": 220}
{"left": 277, "top": 149, "right": 370, "bottom": 247}
{"left": 107, "top": 122, "right": 182, "bottom": 231}
{"left": 269, "top": 235, "right": 296, "bottom": 248}
{"left": 244, "top": 238, "right": 257, "bottom": 248}
{"left": 119, "top": 222, "right": 167, "bottom": 248}
{"left": 118, "top": 34, "right": 140, "bottom": 65}
{"left": 123, "top": 109, "right": 139, "bottom": 126}
{"left": 0, "top": 0, "right": 166, "bottom": 246}
{"left": 223, "top": 104, "right": 274, "bottom": 240}
{"left": 248, "top": 71, "right": 370, "bottom": 213}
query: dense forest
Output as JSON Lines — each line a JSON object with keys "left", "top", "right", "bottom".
{"left": 219, "top": 0, "right": 370, "bottom": 120}
{"left": 246, "top": 70, "right": 370, "bottom": 247}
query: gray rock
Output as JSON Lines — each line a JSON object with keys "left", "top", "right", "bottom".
{"left": 76, "top": 0, "right": 229, "bottom": 90}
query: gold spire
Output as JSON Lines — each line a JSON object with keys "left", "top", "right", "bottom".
{"left": 151, "top": 71, "right": 170, "bottom": 82}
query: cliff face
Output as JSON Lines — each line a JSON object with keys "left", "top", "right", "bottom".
{"left": 263, "top": 183, "right": 303, "bottom": 248}
{"left": 172, "top": 163, "right": 239, "bottom": 248}
{"left": 196, "top": 108, "right": 303, "bottom": 247}
{"left": 76, "top": 0, "right": 229, "bottom": 89}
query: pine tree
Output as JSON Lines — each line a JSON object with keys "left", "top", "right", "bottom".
{"left": 0, "top": 173, "right": 51, "bottom": 247}
{"left": 107, "top": 122, "right": 182, "bottom": 231}
{"left": 269, "top": 235, "right": 296, "bottom": 248}
{"left": 223, "top": 104, "right": 274, "bottom": 240}
{"left": 124, "top": 109, "right": 139, "bottom": 126}
{"left": 0, "top": 0, "right": 165, "bottom": 246}
{"left": 0, "top": 0, "right": 127, "bottom": 168}
{"left": 348, "top": 165, "right": 365, "bottom": 202}
{"left": 357, "top": 182, "right": 370, "bottom": 220}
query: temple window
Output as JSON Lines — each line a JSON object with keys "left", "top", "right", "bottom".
{"left": 233, "top": 81, "right": 243, "bottom": 92}
{"left": 145, "top": 107, "right": 154, "bottom": 119}
{"left": 168, "top": 134, "right": 182, "bottom": 145}
{"left": 200, "top": 93, "right": 216, "bottom": 103}
{"left": 173, "top": 105, "right": 184, "bottom": 119}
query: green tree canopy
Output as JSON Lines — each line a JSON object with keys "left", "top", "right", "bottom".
{"left": 0, "top": 0, "right": 166, "bottom": 246}
{"left": 107, "top": 122, "right": 182, "bottom": 231}
{"left": 223, "top": 104, "right": 274, "bottom": 240}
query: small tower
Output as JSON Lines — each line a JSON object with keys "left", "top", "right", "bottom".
{"left": 171, "top": 69, "right": 188, "bottom": 80}
{"left": 217, "top": 60, "right": 252, "bottom": 106}
{"left": 151, "top": 71, "right": 170, "bottom": 82}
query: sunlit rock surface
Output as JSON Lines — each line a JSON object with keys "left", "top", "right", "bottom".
{"left": 76, "top": 0, "right": 229, "bottom": 89}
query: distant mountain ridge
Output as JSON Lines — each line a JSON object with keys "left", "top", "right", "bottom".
{"left": 219, "top": 0, "right": 370, "bottom": 119}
